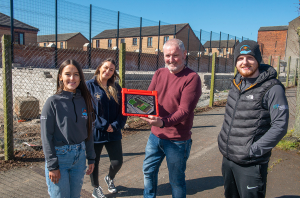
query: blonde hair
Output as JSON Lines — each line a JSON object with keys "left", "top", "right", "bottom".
{"left": 95, "top": 58, "right": 120, "bottom": 104}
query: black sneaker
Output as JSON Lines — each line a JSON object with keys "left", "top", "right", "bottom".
{"left": 104, "top": 175, "right": 118, "bottom": 193}
{"left": 92, "top": 186, "right": 106, "bottom": 198}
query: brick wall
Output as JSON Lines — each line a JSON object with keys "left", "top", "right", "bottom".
{"left": 0, "top": 26, "right": 38, "bottom": 45}
{"left": 176, "top": 25, "right": 203, "bottom": 51}
{"left": 0, "top": 44, "right": 234, "bottom": 73}
{"left": 257, "top": 30, "right": 287, "bottom": 64}
{"left": 67, "top": 33, "right": 89, "bottom": 49}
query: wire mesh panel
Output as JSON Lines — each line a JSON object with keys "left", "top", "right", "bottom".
{"left": 1, "top": 0, "right": 284, "bottom": 197}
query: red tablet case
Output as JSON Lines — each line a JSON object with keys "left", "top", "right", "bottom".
{"left": 121, "top": 88, "right": 159, "bottom": 117}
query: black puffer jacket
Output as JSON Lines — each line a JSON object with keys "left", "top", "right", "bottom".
{"left": 218, "top": 65, "right": 284, "bottom": 164}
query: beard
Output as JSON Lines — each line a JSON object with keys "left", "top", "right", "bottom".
{"left": 237, "top": 65, "right": 259, "bottom": 78}
{"left": 165, "top": 63, "right": 185, "bottom": 73}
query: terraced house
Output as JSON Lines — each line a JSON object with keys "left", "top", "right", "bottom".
{"left": 203, "top": 40, "right": 239, "bottom": 58}
{"left": 0, "top": 12, "right": 39, "bottom": 45}
{"left": 92, "top": 23, "right": 204, "bottom": 54}
{"left": 37, "top": 32, "right": 89, "bottom": 49}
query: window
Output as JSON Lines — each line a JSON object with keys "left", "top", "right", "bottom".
{"left": 44, "top": 43, "right": 46, "bottom": 47}
{"left": 164, "top": 36, "right": 169, "bottom": 44}
{"left": 121, "top": 39, "right": 125, "bottom": 43}
{"left": 60, "top": 42, "right": 63, "bottom": 49}
{"left": 132, "top": 38, "right": 137, "bottom": 46}
{"left": 96, "top": 40, "right": 100, "bottom": 48}
{"left": 108, "top": 39, "right": 112, "bottom": 48}
{"left": 147, "top": 37, "right": 152, "bottom": 47}
{"left": 14, "top": 32, "right": 24, "bottom": 45}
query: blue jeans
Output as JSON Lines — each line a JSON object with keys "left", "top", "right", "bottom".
{"left": 143, "top": 132, "right": 192, "bottom": 198}
{"left": 45, "top": 141, "right": 87, "bottom": 198}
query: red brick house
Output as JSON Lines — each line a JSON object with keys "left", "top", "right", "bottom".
{"left": 257, "top": 25, "right": 288, "bottom": 63}
{"left": 37, "top": 32, "right": 89, "bottom": 49}
{"left": 203, "top": 40, "right": 239, "bottom": 57}
{"left": 0, "top": 12, "right": 39, "bottom": 45}
{"left": 92, "top": 23, "right": 205, "bottom": 54}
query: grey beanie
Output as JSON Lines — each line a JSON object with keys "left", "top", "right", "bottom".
{"left": 234, "top": 40, "right": 262, "bottom": 66}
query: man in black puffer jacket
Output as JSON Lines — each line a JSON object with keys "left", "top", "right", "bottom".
{"left": 218, "top": 40, "right": 289, "bottom": 198}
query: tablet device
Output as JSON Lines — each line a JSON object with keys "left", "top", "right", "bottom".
{"left": 121, "top": 88, "right": 159, "bottom": 117}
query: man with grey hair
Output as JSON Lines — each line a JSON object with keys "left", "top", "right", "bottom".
{"left": 140, "top": 38, "right": 202, "bottom": 198}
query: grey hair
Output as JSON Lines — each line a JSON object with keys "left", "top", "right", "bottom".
{"left": 163, "top": 38, "right": 185, "bottom": 53}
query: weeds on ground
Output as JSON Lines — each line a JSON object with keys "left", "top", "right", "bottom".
{"left": 268, "top": 158, "right": 282, "bottom": 171}
{"left": 276, "top": 129, "right": 300, "bottom": 151}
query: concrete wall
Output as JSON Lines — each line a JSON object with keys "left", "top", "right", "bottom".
{"left": 286, "top": 17, "right": 300, "bottom": 69}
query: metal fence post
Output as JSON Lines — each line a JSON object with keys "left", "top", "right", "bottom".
{"left": 10, "top": 0, "right": 14, "bottom": 63}
{"left": 55, "top": 0, "right": 58, "bottom": 68}
{"left": 208, "top": 31, "right": 212, "bottom": 72}
{"left": 156, "top": 20, "right": 160, "bottom": 70}
{"left": 286, "top": 56, "right": 291, "bottom": 87}
{"left": 88, "top": 4, "right": 92, "bottom": 68}
{"left": 119, "top": 43, "right": 126, "bottom": 88}
{"left": 277, "top": 56, "right": 280, "bottom": 79}
{"left": 234, "top": 36, "right": 237, "bottom": 75}
{"left": 138, "top": 17, "right": 142, "bottom": 70}
{"left": 2, "top": 35, "right": 14, "bottom": 160}
{"left": 116, "top": 11, "right": 120, "bottom": 68}
{"left": 174, "top": 25, "right": 176, "bottom": 38}
{"left": 197, "top": 29, "right": 202, "bottom": 72}
{"left": 186, "top": 27, "right": 190, "bottom": 66}
{"left": 225, "top": 34, "right": 229, "bottom": 72}
{"left": 209, "top": 52, "right": 217, "bottom": 107}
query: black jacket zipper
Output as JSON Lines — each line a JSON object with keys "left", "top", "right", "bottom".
{"left": 72, "top": 94, "right": 78, "bottom": 122}
{"left": 226, "top": 91, "right": 241, "bottom": 158}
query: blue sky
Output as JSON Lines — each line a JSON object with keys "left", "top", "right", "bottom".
{"left": 0, "top": 0, "right": 298, "bottom": 42}
{"left": 70, "top": 0, "right": 299, "bottom": 41}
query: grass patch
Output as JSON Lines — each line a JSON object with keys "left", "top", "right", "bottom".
{"left": 276, "top": 129, "right": 300, "bottom": 151}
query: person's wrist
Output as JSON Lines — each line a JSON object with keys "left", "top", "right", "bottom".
{"left": 160, "top": 120, "right": 165, "bottom": 128}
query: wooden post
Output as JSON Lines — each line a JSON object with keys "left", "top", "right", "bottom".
{"left": 268, "top": 55, "right": 272, "bottom": 66}
{"left": 2, "top": 35, "right": 14, "bottom": 160}
{"left": 286, "top": 56, "right": 291, "bottom": 88}
{"left": 293, "top": 58, "right": 298, "bottom": 86}
{"left": 119, "top": 43, "right": 126, "bottom": 88}
{"left": 234, "top": 66, "right": 237, "bottom": 76}
{"left": 276, "top": 56, "right": 280, "bottom": 79}
{"left": 209, "top": 52, "right": 216, "bottom": 107}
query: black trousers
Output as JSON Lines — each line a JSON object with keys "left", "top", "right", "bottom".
{"left": 222, "top": 156, "right": 268, "bottom": 198}
{"left": 90, "top": 140, "right": 123, "bottom": 188}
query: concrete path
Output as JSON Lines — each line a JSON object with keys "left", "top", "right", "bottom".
{"left": 0, "top": 87, "right": 299, "bottom": 197}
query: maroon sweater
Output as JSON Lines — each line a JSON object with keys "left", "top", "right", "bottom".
{"left": 148, "top": 67, "right": 202, "bottom": 140}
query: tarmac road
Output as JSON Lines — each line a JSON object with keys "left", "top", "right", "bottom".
{"left": 0, "top": 100, "right": 300, "bottom": 197}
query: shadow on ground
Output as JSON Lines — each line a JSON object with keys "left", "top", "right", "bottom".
{"left": 105, "top": 176, "right": 224, "bottom": 197}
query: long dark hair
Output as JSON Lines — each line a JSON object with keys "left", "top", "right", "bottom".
{"left": 56, "top": 59, "right": 94, "bottom": 140}
{"left": 94, "top": 58, "right": 120, "bottom": 104}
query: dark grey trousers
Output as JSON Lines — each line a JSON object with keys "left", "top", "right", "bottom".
{"left": 222, "top": 156, "right": 268, "bottom": 198}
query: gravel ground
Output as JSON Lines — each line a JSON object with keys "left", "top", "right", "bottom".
{"left": 0, "top": 91, "right": 229, "bottom": 171}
